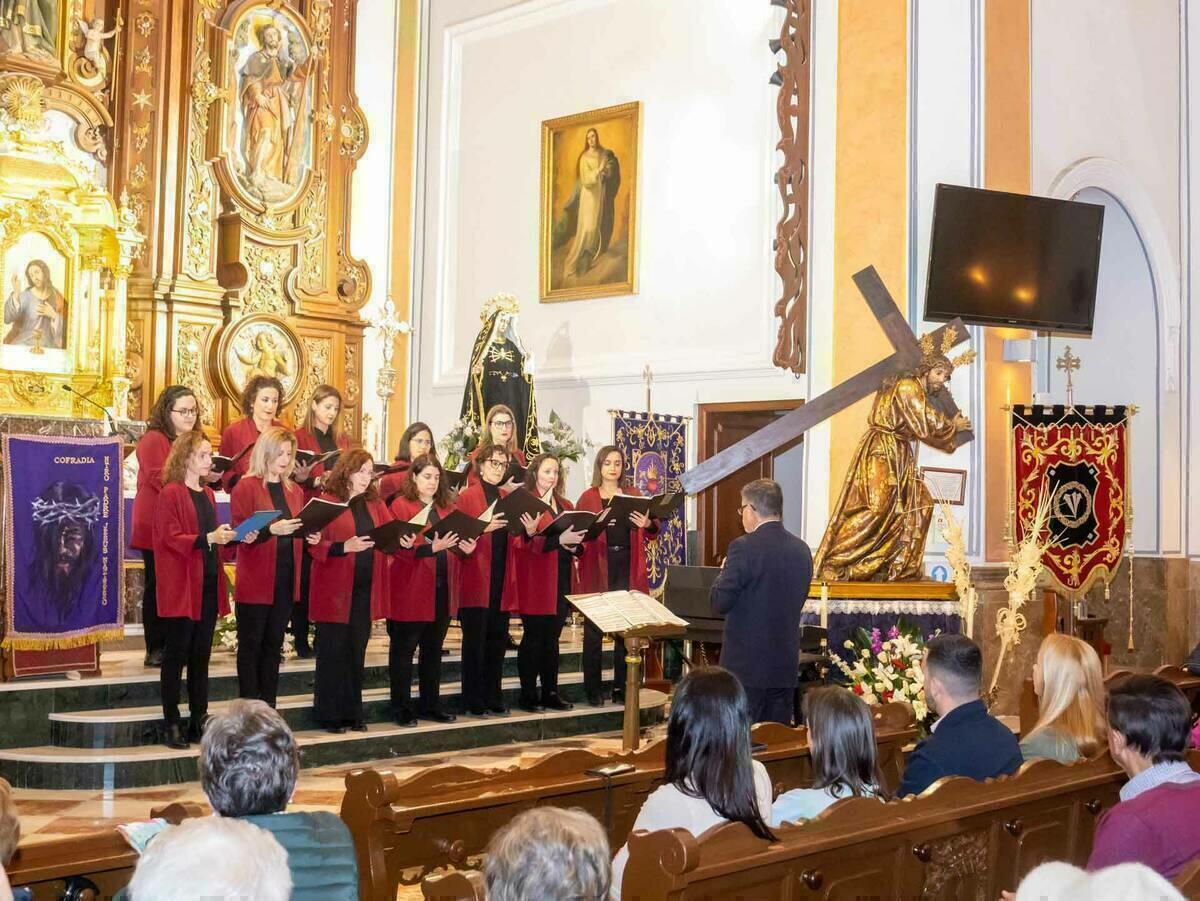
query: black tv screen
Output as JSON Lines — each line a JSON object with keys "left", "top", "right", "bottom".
{"left": 923, "top": 184, "right": 1104, "bottom": 334}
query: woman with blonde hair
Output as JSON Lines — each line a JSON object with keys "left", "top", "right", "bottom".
{"left": 231, "top": 427, "right": 317, "bottom": 706}
{"left": 1020, "top": 634, "right": 1107, "bottom": 763}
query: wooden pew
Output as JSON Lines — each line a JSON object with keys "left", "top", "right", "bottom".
{"left": 618, "top": 751, "right": 1200, "bottom": 901}
{"left": 1020, "top": 663, "right": 1200, "bottom": 736}
{"left": 6, "top": 802, "right": 202, "bottom": 901}
{"left": 342, "top": 703, "right": 916, "bottom": 901}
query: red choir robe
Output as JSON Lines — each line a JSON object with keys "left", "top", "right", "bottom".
{"left": 454, "top": 481, "right": 517, "bottom": 611}
{"left": 378, "top": 464, "right": 410, "bottom": 504}
{"left": 293, "top": 427, "right": 352, "bottom": 501}
{"left": 388, "top": 496, "right": 462, "bottom": 622}
{"left": 152, "top": 481, "right": 232, "bottom": 620}
{"left": 575, "top": 486, "right": 657, "bottom": 595}
{"left": 230, "top": 475, "right": 305, "bottom": 605}
{"left": 465, "top": 447, "right": 526, "bottom": 489}
{"left": 131, "top": 429, "right": 171, "bottom": 551}
{"left": 307, "top": 493, "right": 393, "bottom": 624}
{"left": 510, "top": 495, "right": 579, "bottom": 616}
{"left": 218, "top": 417, "right": 282, "bottom": 492}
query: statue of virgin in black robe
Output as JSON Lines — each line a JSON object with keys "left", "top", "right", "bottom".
{"left": 460, "top": 309, "right": 541, "bottom": 458}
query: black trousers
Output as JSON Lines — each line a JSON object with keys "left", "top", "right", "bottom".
{"left": 744, "top": 685, "right": 794, "bottom": 726}
{"left": 388, "top": 618, "right": 450, "bottom": 717}
{"left": 140, "top": 549, "right": 165, "bottom": 656}
{"left": 291, "top": 552, "right": 313, "bottom": 651}
{"left": 235, "top": 596, "right": 293, "bottom": 707}
{"left": 459, "top": 606, "right": 509, "bottom": 710}
{"left": 583, "top": 623, "right": 627, "bottom": 695}
{"left": 312, "top": 590, "right": 372, "bottom": 727}
{"left": 519, "top": 614, "right": 561, "bottom": 703}
{"left": 160, "top": 598, "right": 217, "bottom": 725}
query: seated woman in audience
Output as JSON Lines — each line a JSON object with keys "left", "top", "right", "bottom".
{"left": 1020, "top": 633, "right": 1107, "bottom": 763}
{"left": 199, "top": 699, "right": 357, "bottom": 901}
{"left": 0, "top": 777, "right": 31, "bottom": 901}
{"left": 485, "top": 807, "right": 611, "bottom": 901}
{"left": 610, "top": 667, "right": 775, "bottom": 898}
{"left": 772, "top": 686, "right": 887, "bottom": 824}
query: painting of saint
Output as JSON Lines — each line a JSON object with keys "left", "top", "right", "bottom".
{"left": 4, "top": 258, "right": 65, "bottom": 349}
{"left": 231, "top": 11, "right": 312, "bottom": 205}
{"left": 0, "top": 0, "right": 58, "bottom": 60}
{"left": 540, "top": 102, "right": 640, "bottom": 302}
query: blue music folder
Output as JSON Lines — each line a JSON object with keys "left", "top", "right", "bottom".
{"left": 234, "top": 509, "right": 282, "bottom": 542}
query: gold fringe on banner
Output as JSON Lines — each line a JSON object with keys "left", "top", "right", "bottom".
{"left": 2, "top": 627, "right": 123, "bottom": 651}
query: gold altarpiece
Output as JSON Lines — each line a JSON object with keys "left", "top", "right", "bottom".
{"left": 0, "top": 0, "right": 371, "bottom": 433}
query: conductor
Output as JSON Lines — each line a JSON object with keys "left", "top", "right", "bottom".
{"left": 709, "top": 479, "right": 813, "bottom": 724}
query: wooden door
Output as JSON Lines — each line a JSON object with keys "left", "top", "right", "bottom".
{"left": 696, "top": 400, "right": 804, "bottom": 566}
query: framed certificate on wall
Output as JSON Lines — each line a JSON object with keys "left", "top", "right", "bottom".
{"left": 921, "top": 467, "right": 968, "bottom": 505}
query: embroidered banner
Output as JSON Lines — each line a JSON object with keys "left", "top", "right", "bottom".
{"left": 3, "top": 434, "right": 124, "bottom": 649}
{"left": 1011, "top": 405, "right": 1130, "bottom": 598}
{"left": 612, "top": 410, "right": 687, "bottom": 595}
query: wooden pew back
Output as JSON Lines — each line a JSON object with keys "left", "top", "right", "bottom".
{"left": 342, "top": 703, "right": 916, "bottom": 901}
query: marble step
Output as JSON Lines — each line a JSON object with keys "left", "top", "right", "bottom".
{"left": 48, "top": 669, "right": 618, "bottom": 749}
{"left": 0, "top": 690, "right": 668, "bottom": 790}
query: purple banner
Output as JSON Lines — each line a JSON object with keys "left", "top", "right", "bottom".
{"left": 4, "top": 435, "right": 124, "bottom": 649}
{"left": 124, "top": 495, "right": 230, "bottom": 563}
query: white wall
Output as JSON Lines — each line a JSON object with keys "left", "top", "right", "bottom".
{"left": 409, "top": 0, "right": 829, "bottom": 522}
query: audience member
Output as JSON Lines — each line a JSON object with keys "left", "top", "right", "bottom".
{"left": 0, "top": 778, "right": 27, "bottom": 901}
{"left": 128, "top": 816, "right": 291, "bottom": 901}
{"left": 1020, "top": 634, "right": 1107, "bottom": 763}
{"left": 199, "top": 699, "right": 358, "bottom": 900}
{"left": 484, "top": 807, "right": 611, "bottom": 901}
{"left": 611, "top": 667, "right": 775, "bottom": 898}
{"left": 1087, "top": 674, "right": 1200, "bottom": 879}
{"left": 898, "top": 634, "right": 1022, "bottom": 796}
{"left": 772, "top": 686, "right": 887, "bottom": 824}
{"left": 1003, "top": 860, "right": 1183, "bottom": 901}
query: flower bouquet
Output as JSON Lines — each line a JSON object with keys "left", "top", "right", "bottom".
{"left": 438, "top": 417, "right": 481, "bottom": 471}
{"left": 834, "top": 620, "right": 934, "bottom": 727}
{"left": 538, "top": 409, "right": 590, "bottom": 464}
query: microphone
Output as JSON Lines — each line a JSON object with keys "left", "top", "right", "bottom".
{"left": 60, "top": 384, "right": 128, "bottom": 440}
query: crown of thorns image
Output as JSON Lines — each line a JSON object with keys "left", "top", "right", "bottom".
{"left": 31, "top": 495, "right": 103, "bottom": 528}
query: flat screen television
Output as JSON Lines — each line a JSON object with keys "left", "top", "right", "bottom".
{"left": 923, "top": 184, "right": 1104, "bottom": 335}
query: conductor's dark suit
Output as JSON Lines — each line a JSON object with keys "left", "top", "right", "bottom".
{"left": 710, "top": 520, "right": 813, "bottom": 724}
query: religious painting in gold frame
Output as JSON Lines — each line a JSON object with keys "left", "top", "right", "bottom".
{"left": 0, "top": 0, "right": 68, "bottom": 74}
{"left": 215, "top": 314, "right": 304, "bottom": 406}
{"left": 539, "top": 101, "right": 639, "bottom": 303}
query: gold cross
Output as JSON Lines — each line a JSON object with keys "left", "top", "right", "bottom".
{"left": 643, "top": 364, "right": 653, "bottom": 415}
{"left": 1056, "top": 346, "right": 1081, "bottom": 406}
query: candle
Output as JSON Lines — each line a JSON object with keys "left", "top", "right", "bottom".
{"left": 1005, "top": 382, "right": 1012, "bottom": 409}
{"left": 820, "top": 582, "right": 829, "bottom": 629}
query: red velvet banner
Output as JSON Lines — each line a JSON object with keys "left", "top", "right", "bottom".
{"left": 1012, "top": 405, "right": 1130, "bottom": 597}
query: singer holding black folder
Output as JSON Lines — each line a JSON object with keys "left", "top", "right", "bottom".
{"left": 512, "top": 453, "right": 586, "bottom": 712}
{"left": 218, "top": 375, "right": 285, "bottom": 493}
{"left": 131, "top": 386, "right": 202, "bottom": 668}
{"left": 230, "top": 428, "right": 316, "bottom": 707}
{"left": 291, "top": 384, "right": 351, "bottom": 657}
{"left": 308, "top": 449, "right": 395, "bottom": 733}
{"left": 576, "top": 446, "right": 659, "bottom": 706}
{"left": 454, "top": 442, "right": 516, "bottom": 716}
{"left": 388, "top": 455, "right": 476, "bottom": 726}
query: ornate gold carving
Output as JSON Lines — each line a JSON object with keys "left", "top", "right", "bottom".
{"left": 131, "top": 121, "right": 150, "bottom": 154}
{"left": 11, "top": 374, "right": 52, "bottom": 406}
{"left": 919, "top": 831, "right": 988, "bottom": 900}
{"left": 177, "top": 323, "right": 217, "bottom": 426}
{"left": 0, "top": 191, "right": 73, "bottom": 249}
{"left": 184, "top": 11, "right": 223, "bottom": 279}
{"left": 335, "top": 230, "right": 368, "bottom": 306}
{"left": 129, "top": 161, "right": 148, "bottom": 189}
{"left": 133, "top": 47, "right": 153, "bottom": 75}
{"left": 337, "top": 105, "right": 367, "bottom": 158}
{"left": 135, "top": 13, "right": 156, "bottom": 38}
{"left": 242, "top": 242, "right": 291, "bottom": 317}
{"left": 0, "top": 75, "right": 47, "bottom": 129}
{"left": 297, "top": 335, "right": 331, "bottom": 411}
{"left": 125, "top": 320, "right": 144, "bottom": 357}
{"left": 344, "top": 343, "right": 360, "bottom": 404}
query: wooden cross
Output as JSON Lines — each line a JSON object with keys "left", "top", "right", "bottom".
{"left": 680, "top": 266, "right": 974, "bottom": 494}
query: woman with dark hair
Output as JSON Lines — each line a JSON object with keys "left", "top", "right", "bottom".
{"left": 387, "top": 454, "right": 474, "bottom": 726}
{"left": 218, "top": 374, "right": 285, "bottom": 493}
{"left": 131, "top": 386, "right": 202, "bottom": 666}
{"left": 576, "top": 445, "right": 658, "bottom": 705}
{"left": 290, "top": 385, "right": 352, "bottom": 657}
{"left": 772, "top": 687, "right": 886, "bottom": 824}
{"left": 308, "top": 448, "right": 395, "bottom": 733}
{"left": 511, "top": 453, "right": 586, "bottom": 712}
{"left": 378, "top": 421, "right": 436, "bottom": 500}
{"left": 610, "top": 666, "right": 774, "bottom": 896}
{"left": 154, "top": 430, "right": 243, "bottom": 749}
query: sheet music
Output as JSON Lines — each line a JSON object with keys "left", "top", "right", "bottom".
{"left": 612, "top": 591, "right": 689, "bottom": 628}
{"left": 566, "top": 590, "right": 689, "bottom": 634}
{"left": 568, "top": 593, "right": 636, "bottom": 634}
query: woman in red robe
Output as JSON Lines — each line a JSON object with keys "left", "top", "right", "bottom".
{"left": 454, "top": 441, "right": 516, "bottom": 715}
{"left": 218, "top": 374, "right": 284, "bottom": 493}
{"left": 230, "top": 427, "right": 314, "bottom": 707}
{"left": 512, "top": 453, "right": 587, "bottom": 712}
{"left": 290, "top": 384, "right": 352, "bottom": 657}
{"left": 465, "top": 404, "right": 527, "bottom": 489}
{"left": 576, "top": 445, "right": 658, "bottom": 706}
{"left": 378, "top": 421, "right": 436, "bottom": 501}
{"left": 131, "top": 385, "right": 201, "bottom": 667}
{"left": 308, "top": 448, "right": 395, "bottom": 733}
{"left": 388, "top": 454, "right": 474, "bottom": 726}
{"left": 153, "top": 430, "right": 243, "bottom": 749}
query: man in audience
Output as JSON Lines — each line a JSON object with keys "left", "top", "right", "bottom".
{"left": 710, "top": 478, "right": 813, "bottom": 725}
{"left": 199, "top": 699, "right": 358, "bottom": 900}
{"left": 128, "top": 816, "right": 290, "bottom": 901}
{"left": 898, "top": 633, "right": 1023, "bottom": 796}
{"left": 484, "top": 806, "right": 611, "bottom": 901}
{"left": 1087, "top": 674, "right": 1200, "bottom": 878}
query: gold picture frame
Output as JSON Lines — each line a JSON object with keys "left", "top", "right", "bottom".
{"left": 539, "top": 101, "right": 640, "bottom": 303}
{"left": 214, "top": 314, "right": 305, "bottom": 407}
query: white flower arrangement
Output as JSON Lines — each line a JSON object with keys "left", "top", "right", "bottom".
{"left": 538, "top": 409, "right": 590, "bottom": 463}
{"left": 438, "top": 417, "right": 481, "bottom": 471}
{"left": 834, "top": 621, "right": 934, "bottom": 729}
